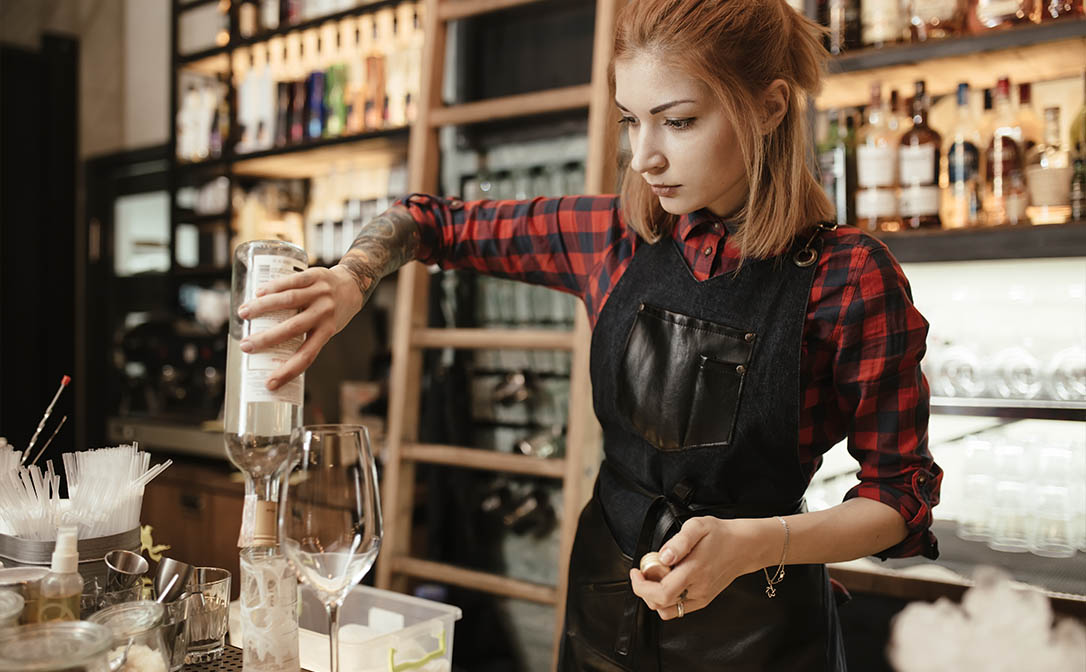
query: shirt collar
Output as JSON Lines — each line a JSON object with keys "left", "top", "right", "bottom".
{"left": 676, "top": 208, "right": 741, "bottom": 241}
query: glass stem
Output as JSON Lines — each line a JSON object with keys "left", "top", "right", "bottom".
{"left": 327, "top": 602, "right": 341, "bottom": 672}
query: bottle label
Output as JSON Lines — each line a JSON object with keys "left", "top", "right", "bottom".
{"left": 243, "top": 254, "right": 307, "bottom": 406}
{"left": 900, "top": 185, "right": 941, "bottom": 216}
{"left": 1026, "top": 165, "right": 1073, "bottom": 207}
{"left": 948, "top": 141, "right": 980, "bottom": 184}
{"left": 913, "top": 0, "right": 961, "bottom": 19}
{"left": 900, "top": 144, "right": 937, "bottom": 185}
{"left": 862, "top": 1, "right": 903, "bottom": 43}
{"left": 977, "top": 0, "right": 1022, "bottom": 20}
{"left": 857, "top": 145, "right": 896, "bottom": 187}
{"left": 857, "top": 188, "right": 898, "bottom": 218}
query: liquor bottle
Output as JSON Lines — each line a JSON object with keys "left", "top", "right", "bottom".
{"left": 1039, "top": 0, "right": 1084, "bottom": 19}
{"left": 971, "top": 0, "right": 1037, "bottom": 30}
{"left": 1073, "top": 70, "right": 1086, "bottom": 156}
{"left": 909, "top": 0, "right": 967, "bottom": 40}
{"left": 404, "top": 2, "right": 424, "bottom": 123}
{"left": 984, "top": 77, "right": 1029, "bottom": 226}
{"left": 821, "top": 0, "right": 863, "bottom": 54}
{"left": 1025, "top": 107, "right": 1073, "bottom": 224}
{"left": 887, "top": 89, "right": 912, "bottom": 139}
{"left": 1016, "top": 83, "right": 1042, "bottom": 153}
{"left": 944, "top": 83, "right": 984, "bottom": 228}
{"left": 225, "top": 240, "right": 308, "bottom": 547}
{"left": 856, "top": 83, "right": 901, "bottom": 231}
{"left": 899, "top": 81, "right": 943, "bottom": 229}
{"left": 862, "top": 0, "right": 907, "bottom": 47}
{"left": 1072, "top": 148, "right": 1086, "bottom": 221}
{"left": 818, "top": 109, "right": 858, "bottom": 228}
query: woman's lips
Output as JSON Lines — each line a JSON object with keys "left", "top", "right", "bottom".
{"left": 651, "top": 184, "right": 680, "bottom": 197}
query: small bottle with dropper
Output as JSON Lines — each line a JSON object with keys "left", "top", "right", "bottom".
{"left": 37, "top": 526, "right": 83, "bottom": 622}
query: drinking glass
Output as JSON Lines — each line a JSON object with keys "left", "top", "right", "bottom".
{"left": 279, "top": 424, "right": 382, "bottom": 672}
{"left": 185, "top": 567, "right": 231, "bottom": 663}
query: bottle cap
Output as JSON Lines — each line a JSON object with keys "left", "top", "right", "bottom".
{"left": 51, "top": 526, "right": 79, "bottom": 574}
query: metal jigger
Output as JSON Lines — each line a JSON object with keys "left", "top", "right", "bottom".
{"left": 154, "top": 558, "right": 194, "bottom": 603}
{"left": 104, "top": 550, "right": 149, "bottom": 592}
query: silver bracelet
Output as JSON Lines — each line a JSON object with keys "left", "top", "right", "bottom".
{"left": 763, "top": 516, "right": 789, "bottom": 598}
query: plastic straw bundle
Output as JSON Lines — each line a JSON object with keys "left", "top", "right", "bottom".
{"left": 0, "top": 444, "right": 63, "bottom": 540}
{"left": 0, "top": 443, "right": 171, "bottom": 541}
{"left": 63, "top": 444, "right": 172, "bottom": 539}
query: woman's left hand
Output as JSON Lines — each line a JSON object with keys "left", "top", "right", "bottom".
{"left": 629, "top": 516, "right": 770, "bottom": 621}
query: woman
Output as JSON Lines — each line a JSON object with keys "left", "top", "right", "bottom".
{"left": 238, "top": 0, "right": 942, "bottom": 669}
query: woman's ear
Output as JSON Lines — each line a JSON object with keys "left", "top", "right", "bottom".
{"left": 759, "top": 79, "right": 790, "bottom": 135}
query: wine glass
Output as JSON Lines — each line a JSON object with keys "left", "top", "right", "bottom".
{"left": 278, "top": 424, "right": 382, "bottom": 672}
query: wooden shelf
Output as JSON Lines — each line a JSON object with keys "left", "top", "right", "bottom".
{"left": 175, "top": 127, "right": 410, "bottom": 178}
{"left": 878, "top": 222, "right": 1086, "bottom": 263}
{"left": 174, "top": 211, "right": 230, "bottom": 225}
{"left": 402, "top": 443, "right": 567, "bottom": 478}
{"left": 931, "top": 396, "right": 1086, "bottom": 422}
{"left": 393, "top": 556, "right": 558, "bottom": 604}
{"left": 411, "top": 327, "right": 576, "bottom": 350}
{"left": 818, "top": 19, "right": 1086, "bottom": 109}
{"left": 430, "top": 84, "right": 592, "bottom": 127}
{"left": 437, "top": 0, "right": 542, "bottom": 21}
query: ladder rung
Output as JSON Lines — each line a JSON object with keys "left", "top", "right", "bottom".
{"left": 430, "top": 84, "right": 592, "bottom": 128}
{"left": 438, "top": 0, "right": 542, "bottom": 21}
{"left": 412, "top": 327, "right": 576, "bottom": 350}
{"left": 394, "top": 556, "right": 558, "bottom": 604}
{"left": 403, "top": 443, "right": 567, "bottom": 478}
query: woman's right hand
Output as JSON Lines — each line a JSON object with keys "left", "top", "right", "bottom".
{"left": 237, "top": 264, "right": 366, "bottom": 390}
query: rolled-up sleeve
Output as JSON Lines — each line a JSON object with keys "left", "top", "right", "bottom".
{"left": 834, "top": 243, "right": 942, "bottom": 560}
{"left": 395, "top": 193, "right": 622, "bottom": 299}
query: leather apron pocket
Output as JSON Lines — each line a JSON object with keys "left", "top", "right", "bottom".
{"left": 616, "top": 303, "right": 754, "bottom": 451}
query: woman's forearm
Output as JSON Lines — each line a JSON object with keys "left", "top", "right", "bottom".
{"left": 745, "top": 497, "right": 908, "bottom": 571}
{"left": 337, "top": 204, "right": 422, "bottom": 300}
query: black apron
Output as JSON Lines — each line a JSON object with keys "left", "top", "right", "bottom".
{"left": 559, "top": 223, "right": 846, "bottom": 671}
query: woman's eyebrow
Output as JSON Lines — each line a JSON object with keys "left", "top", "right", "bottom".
{"left": 614, "top": 99, "right": 697, "bottom": 115}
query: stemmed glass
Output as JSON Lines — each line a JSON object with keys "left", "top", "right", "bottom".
{"left": 278, "top": 425, "right": 382, "bottom": 672}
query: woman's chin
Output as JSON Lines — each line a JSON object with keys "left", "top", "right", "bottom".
{"left": 656, "top": 197, "right": 696, "bottom": 216}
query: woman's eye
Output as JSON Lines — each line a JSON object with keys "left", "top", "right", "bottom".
{"left": 665, "top": 118, "right": 695, "bottom": 130}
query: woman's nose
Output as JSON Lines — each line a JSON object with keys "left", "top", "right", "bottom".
{"left": 629, "top": 128, "right": 666, "bottom": 175}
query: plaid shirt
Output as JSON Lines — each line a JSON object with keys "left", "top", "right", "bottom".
{"left": 400, "top": 193, "right": 941, "bottom": 560}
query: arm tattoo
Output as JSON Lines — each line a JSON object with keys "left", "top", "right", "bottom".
{"left": 340, "top": 204, "right": 421, "bottom": 300}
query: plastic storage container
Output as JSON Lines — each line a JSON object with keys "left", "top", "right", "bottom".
{"left": 0, "top": 621, "right": 113, "bottom": 672}
{"left": 296, "top": 584, "right": 462, "bottom": 672}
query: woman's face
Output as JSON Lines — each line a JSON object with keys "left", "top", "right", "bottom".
{"left": 614, "top": 51, "right": 747, "bottom": 218}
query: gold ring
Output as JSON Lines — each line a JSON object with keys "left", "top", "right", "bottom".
{"left": 676, "top": 597, "right": 685, "bottom": 618}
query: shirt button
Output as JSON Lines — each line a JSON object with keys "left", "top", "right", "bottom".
{"left": 713, "top": 222, "right": 721, "bottom": 231}
{"left": 703, "top": 247, "right": 712, "bottom": 257}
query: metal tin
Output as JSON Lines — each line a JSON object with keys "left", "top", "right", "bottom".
{"left": 0, "top": 621, "right": 113, "bottom": 672}
{"left": 0, "top": 528, "right": 141, "bottom": 589}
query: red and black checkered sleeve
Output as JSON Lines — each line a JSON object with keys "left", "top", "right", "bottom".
{"left": 396, "top": 193, "right": 623, "bottom": 299}
{"left": 833, "top": 242, "right": 942, "bottom": 560}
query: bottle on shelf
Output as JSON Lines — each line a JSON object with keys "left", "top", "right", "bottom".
{"left": 36, "top": 527, "right": 81, "bottom": 623}
{"left": 887, "top": 89, "right": 912, "bottom": 139}
{"left": 984, "top": 76, "right": 1030, "bottom": 226}
{"left": 820, "top": 0, "right": 863, "bottom": 54}
{"left": 944, "top": 82, "right": 985, "bottom": 228}
{"left": 818, "top": 109, "right": 858, "bottom": 228}
{"left": 909, "top": 0, "right": 967, "bottom": 41}
{"left": 1025, "top": 107, "right": 1073, "bottom": 224}
{"left": 1016, "top": 82, "right": 1043, "bottom": 154}
{"left": 362, "top": 13, "right": 387, "bottom": 130}
{"left": 1072, "top": 70, "right": 1086, "bottom": 156}
{"left": 1072, "top": 147, "right": 1086, "bottom": 221}
{"left": 856, "top": 82, "right": 902, "bottom": 232}
{"left": 899, "top": 80, "right": 943, "bottom": 229}
{"left": 1039, "top": 0, "right": 1085, "bottom": 20}
{"left": 862, "top": 0, "right": 908, "bottom": 47}
{"left": 970, "top": 0, "right": 1038, "bottom": 31}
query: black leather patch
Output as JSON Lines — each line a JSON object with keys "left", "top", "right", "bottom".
{"left": 616, "top": 304, "right": 753, "bottom": 451}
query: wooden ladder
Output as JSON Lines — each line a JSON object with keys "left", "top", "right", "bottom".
{"left": 374, "top": 0, "right": 621, "bottom": 667}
